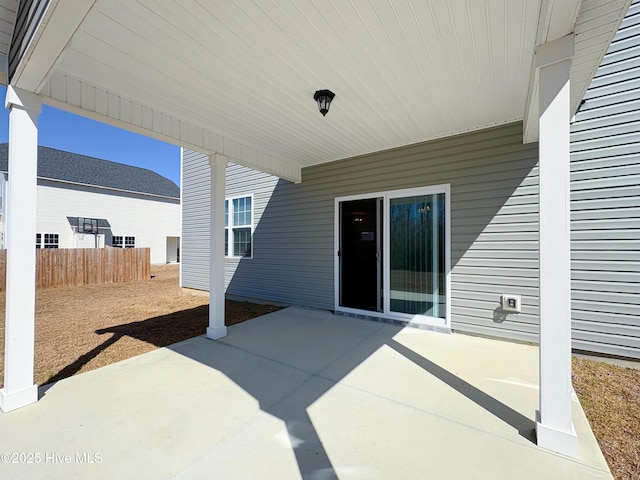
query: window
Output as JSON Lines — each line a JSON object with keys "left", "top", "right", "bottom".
{"left": 43, "top": 233, "right": 59, "bottom": 249}
{"left": 225, "top": 195, "right": 253, "bottom": 258}
{"left": 36, "top": 233, "right": 41, "bottom": 249}
{"left": 112, "top": 236, "right": 135, "bottom": 248}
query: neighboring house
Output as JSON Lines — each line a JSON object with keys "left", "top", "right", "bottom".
{"left": 0, "top": 144, "right": 180, "bottom": 264}
{"left": 181, "top": 1, "right": 640, "bottom": 361}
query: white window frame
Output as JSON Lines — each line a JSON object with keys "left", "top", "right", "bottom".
{"left": 334, "top": 184, "right": 451, "bottom": 330}
{"left": 112, "top": 236, "right": 135, "bottom": 248}
{"left": 42, "top": 233, "right": 60, "bottom": 249}
{"left": 225, "top": 194, "right": 254, "bottom": 259}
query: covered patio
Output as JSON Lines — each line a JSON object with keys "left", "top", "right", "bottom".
{"left": 0, "top": 0, "right": 632, "bottom": 461}
{"left": 0, "top": 308, "right": 611, "bottom": 479}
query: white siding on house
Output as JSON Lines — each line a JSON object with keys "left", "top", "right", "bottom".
{"left": 35, "top": 180, "right": 180, "bottom": 264}
{"left": 570, "top": 0, "right": 640, "bottom": 359}
{"left": 182, "top": 122, "right": 543, "bottom": 345}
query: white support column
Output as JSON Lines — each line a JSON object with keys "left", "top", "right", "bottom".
{"left": 535, "top": 34, "right": 577, "bottom": 457}
{"left": 0, "top": 86, "right": 41, "bottom": 413}
{"left": 206, "top": 154, "right": 228, "bottom": 340}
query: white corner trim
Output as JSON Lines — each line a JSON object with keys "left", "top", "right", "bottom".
{"left": 535, "top": 34, "right": 575, "bottom": 69}
{"left": 536, "top": 410, "right": 578, "bottom": 457}
{"left": 523, "top": 34, "right": 575, "bottom": 144}
{"left": 206, "top": 326, "right": 227, "bottom": 340}
{"left": 5, "top": 86, "right": 41, "bottom": 113}
{"left": 0, "top": 385, "right": 38, "bottom": 413}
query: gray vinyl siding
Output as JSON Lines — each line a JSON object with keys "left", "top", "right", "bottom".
{"left": 181, "top": 149, "right": 211, "bottom": 290}
{"left": 570, "top": 0, "right": 640, "bottom": 359}
{"left": 182, "top": 122, "right": 542, "bottom": 344}
{"left": 181, "top": 150, "right": 280, "bottom": 292}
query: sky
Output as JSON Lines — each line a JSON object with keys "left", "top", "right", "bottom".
{"left": 0, "top": 86, "right": 182, "bottom": 186}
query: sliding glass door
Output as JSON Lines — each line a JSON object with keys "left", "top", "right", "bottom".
{"left": 387, "top": 193, "right": 446, "bottom": 319}
{"left": 336, "top": 184, "right": 450, "bottom": 328}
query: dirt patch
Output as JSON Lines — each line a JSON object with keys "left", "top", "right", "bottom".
{"left": 572, "top": 357, "right": 640, "bottom": 480}
{"left": 0, "top": 264, "right": 281, "bottom": 387}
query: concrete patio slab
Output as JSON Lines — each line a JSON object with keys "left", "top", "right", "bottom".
{"left": 0, "top": 307, "right": 612, "bottom": 479}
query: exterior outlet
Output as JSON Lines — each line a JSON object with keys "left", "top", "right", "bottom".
{"left": 501, "top": 294, "right": 522, "bottom": 313}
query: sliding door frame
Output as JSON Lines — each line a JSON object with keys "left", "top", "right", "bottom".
{"left": 334, "top": 184, "right": 451, "bottom": 329}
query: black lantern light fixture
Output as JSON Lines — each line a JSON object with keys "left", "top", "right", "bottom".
{"left": 314, "top": 89, "right": 335, "bottom": 116}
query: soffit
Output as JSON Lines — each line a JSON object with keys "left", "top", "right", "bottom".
{"left": 0, "top": 0, "right": 16, "bottom": 57}
{"left": 51, "top": 0, "right": 541, "bottom": 168}
{"left": 1, "top": 0, "right": 631, "bottom": 176}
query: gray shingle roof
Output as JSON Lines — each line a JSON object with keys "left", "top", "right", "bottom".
{"left": 0, "top": 144, "right": 179, "bottom": 198}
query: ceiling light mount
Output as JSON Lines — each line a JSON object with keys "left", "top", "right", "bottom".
{"left": 314, "top": 89, "right": 335, "bottom": 117}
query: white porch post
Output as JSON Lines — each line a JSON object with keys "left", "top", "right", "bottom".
{"left": 535, "top": 34, "right": 577, "bottom": 457}
{"left": 206, "top": 154, "right": 227, "bottom": 340}
{"left": 0, "top": 86, "right": 41, "bottom": 413}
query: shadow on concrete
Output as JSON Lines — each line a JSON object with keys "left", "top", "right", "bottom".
{"left": 42, "top": 307, "right": 536, "bottom": 478}
{"left": 168, "top": 310, "right": 536, "bottom": 478}
{"left": 387, "top": 338, "right": 536, "bottom": 442}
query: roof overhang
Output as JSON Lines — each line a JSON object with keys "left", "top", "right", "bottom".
{"left": 0, "top": 0, "right": 631, "bottom": 181}
{"left": 523, "top": 0, "right": 631, "bottom": 143}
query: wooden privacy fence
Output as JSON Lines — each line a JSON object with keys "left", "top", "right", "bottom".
{"left": 0, "top": 247, "right": 151, "bottom": 291}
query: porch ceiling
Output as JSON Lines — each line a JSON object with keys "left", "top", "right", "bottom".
{"left": 1, "top": 0, "right": 631, "bottom": 181}
{"left": 58, "top": 0, "right": 541, "bottom": 166}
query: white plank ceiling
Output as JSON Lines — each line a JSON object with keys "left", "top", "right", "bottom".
{"left": 54, "top": 0, "right": 540, "bottom": 168}
{"left": 0, "top": 0, "right": 632, "bottom": 178}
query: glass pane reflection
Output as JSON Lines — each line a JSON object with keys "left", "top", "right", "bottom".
{"left": 389, "top": 193, "right": 446, "bottom": 318}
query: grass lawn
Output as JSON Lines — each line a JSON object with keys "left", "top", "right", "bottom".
{"left": 0, "top": 263, "right": 638, "bottom": 479}
{"left": 572, "top": 357, "right": 640, "bottom": 480}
